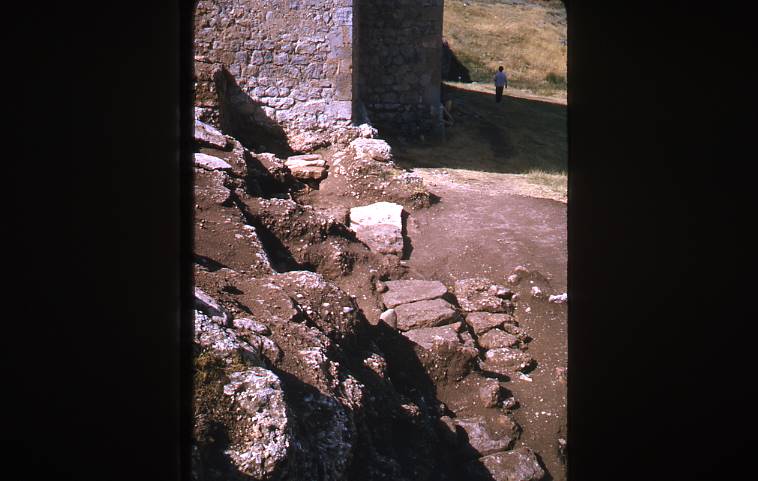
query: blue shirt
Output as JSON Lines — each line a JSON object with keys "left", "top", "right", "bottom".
{"left": 494, "top": 71, "right": 507, "bottom": 87}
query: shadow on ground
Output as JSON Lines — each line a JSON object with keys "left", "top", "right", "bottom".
{"left": 388, "top": 84, "right": 567, "bottom": 175}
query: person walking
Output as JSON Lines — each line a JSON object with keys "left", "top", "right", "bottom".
{"left": 494, "top": 66, "right": 508, "bottom": 103}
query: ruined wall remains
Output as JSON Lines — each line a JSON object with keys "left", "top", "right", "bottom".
{"left": 194, "top": 0, "right": 356, "bottom": 151}
{"left": 357, "top": 0, "right": 444, "bottom": 137}
{"left": 194, "top": 0, "right": 443, "bottom": 151}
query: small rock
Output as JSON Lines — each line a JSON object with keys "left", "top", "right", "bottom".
{"left": 530, "top": 286, "right": 543, "bottom": 298}
{"left": 501, "top": 396, "right": 518, "bottom": 411}
{"left": 379, "top": 308, "right": 397, "bottom": 328}
{"left": 479, "top": 378, "right": 502, "bottom": 408}
{"left": 558, "top": 438, "right": 567, "bottom": 463}
{"left": 548, "top": 293, "right": 568, "bottom": 304}
{"left": 375, "top": 280, "right": 388, "bottom": 293}
{"left": 438, "top": 416, "right": 458, "bottom": 445}
{"left": 465, "top": 446, "right": 545, "bottom": 481}
{"left": 232, "top": 317, "right": 270, "bottom": 335}
{"left": 555, "top": 366, "right": 568, "bottom": 384}
{"left": 194, "top": 287, "right": 231, "bottom": 326}
{"left": 349, "top": 137, "right": 393, "bottom": 162}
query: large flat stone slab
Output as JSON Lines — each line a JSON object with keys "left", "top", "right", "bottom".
{"left": 349, "top": 201, "right": 403, "bottom": 230}
{"left": 480, "top": 348, "right": 534, "bottom": 376}
{"left": 289, "top": 165, "right": 327, "bottom": 180}
{"left": 350, "top": 202, "right": 405, "bottom": 256}
{"left": 402, "top": 324, "right": 461, "bottom": 350}
{"left": 394, "top": 298, "right": 460, "bottom": 331}
{"left": 465, "top": 312, "right": 516, "bottom": 336}
{"left": 194, "top": 152, "right": 232, "bottom": 171}
{"left": 285, "top": 155, "right": 326, "bottom": 168}
{"left": 478, "top": 328, "right": 520, "bottom": 349}
{"left": 194, "top": 119, "right": 228, "bottom": 150}
{"left": 382, "top": 280, "right": 448, "bottom": 308}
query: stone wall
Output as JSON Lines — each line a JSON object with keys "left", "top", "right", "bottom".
{"left": 194, "top": 0, "right": 357, "bottom": 152}
{"left": 357, "top": 0, "right": 444, "bottom": 137}
{"left": 193, "top": 0, "right": 444, "bottom": 151}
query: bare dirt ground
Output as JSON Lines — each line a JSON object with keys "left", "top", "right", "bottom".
{"left": 404, "top": 171, "right": 567, "bottom": 481}
{"left": 394, "top": 85, "right": 568, "bottom": 480}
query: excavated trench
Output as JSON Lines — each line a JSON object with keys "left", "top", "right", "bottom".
{"left": 192, "top": 121, "right": 566, "bottom": 481}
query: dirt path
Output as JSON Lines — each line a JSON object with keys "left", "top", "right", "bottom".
{"left": 404, "top": 169, "right": 568, "bottom": 481}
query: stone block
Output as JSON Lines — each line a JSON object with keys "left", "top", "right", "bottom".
{"left": 382, "top": 280, "right": 448, "bottom": 308}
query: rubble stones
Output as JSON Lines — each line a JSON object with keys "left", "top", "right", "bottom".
{"left": 455, "top": 278, "right": 514, "bottom": 313}
{"left": 194, "top": 152, "right": 232, "bottom": 171}
{"left": 394, "top": 298, "right": 460, "bottom": 331}
{"left": 466, "top": 312, "right": 516, "bottom": 336}
{"left": 480, "top": 348, "right": 534, "bottom": 377}
{"left": 465, "top": 446, "right": 546, "bottom": 481}
{"left": 382, "top": 279, "right": 448, "bottom": 308}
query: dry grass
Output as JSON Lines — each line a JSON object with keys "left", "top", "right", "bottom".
{"left": 390, "top": 81, "right": 567, "bottom": 201}
{"left": 444, "top": 0, "right": 567, "bottom": 96}
{"left": 524, "top": 169, "right": 567, "bottom": 197}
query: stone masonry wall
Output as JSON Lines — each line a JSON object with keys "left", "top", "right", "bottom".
{"left": 357, "top": 0, "right": 444, "bottom": 137}
{"left": 194, "top": 0, "right": 356, "bottom": 152}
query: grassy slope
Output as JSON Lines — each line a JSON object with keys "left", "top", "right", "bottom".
{"left": 444, "top": 0, "right": 567, "bottom": 96}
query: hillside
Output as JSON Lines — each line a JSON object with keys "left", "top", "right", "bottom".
{"left": 443, "top": 0, "right": 567, "bottom": 97}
